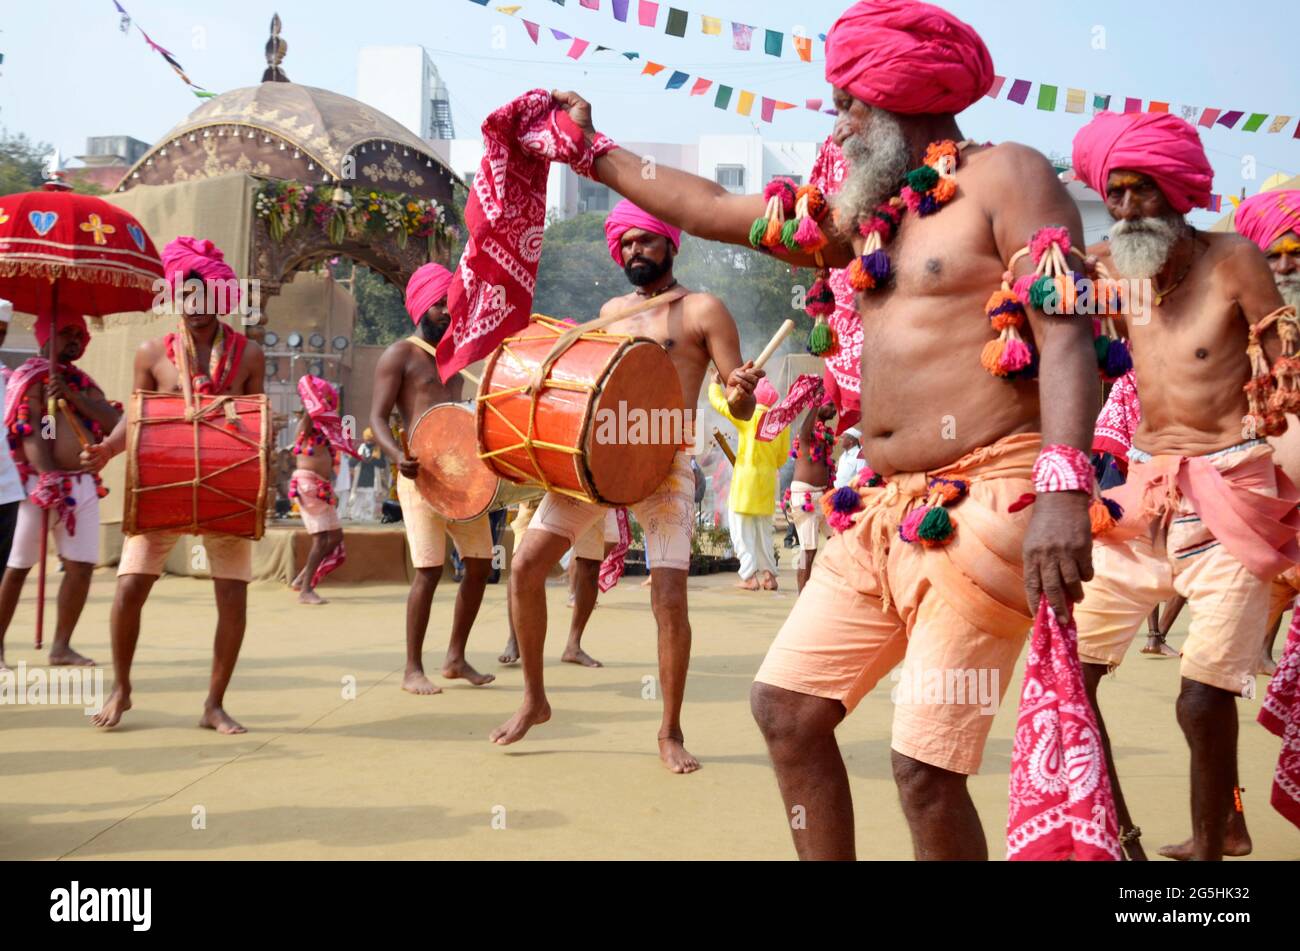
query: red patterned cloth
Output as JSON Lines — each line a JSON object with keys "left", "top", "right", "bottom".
{"left": 1093, "top": 370, "right": 1140, "bottom": 469}
{"left": 597, "top": 507, "right": 631, "bottom": 593}
{"left": 756, "top": 374, "right": 824, "bottom": 442}
{"left": 164, "top": 325, "right": 248, "bottom": 395}
{"left": 437, "top": 89, "right": 617, "bottom": 382}
{"left": 297, "top": 374, "right": 359, "bottom": 460}
{"left": 808, "top": 136, "right": 861, "bottom": 435}
{"left": 1259, "top": 609, "right": 1300, "bottom": 830}
{"left": 1007, "top": 599, "right": 1121, "bottom": 860}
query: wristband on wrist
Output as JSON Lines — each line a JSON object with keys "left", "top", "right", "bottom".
{"left": 1032, "top": 443, "right": 1093, "bottom": 494}
{"left": 572, "top": 132, "right": 618, "bottom": 181}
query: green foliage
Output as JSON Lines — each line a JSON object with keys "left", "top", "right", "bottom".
{"left": 341, "top": 264, "right": 412, "bottom": 347}
{"left": 0, "top": 129, "right": 52, "bottom": 195}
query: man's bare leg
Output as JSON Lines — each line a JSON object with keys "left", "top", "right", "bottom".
{"left": 1159, "top": 678, "right": 1251, "bottom": 860}
{"left": 1084, "top": 662, "right": 1147, "bottom": 860}
{"left": 92, "top": 572, "right": 156, "bottom": 728}
{"left": 498, "top": 598, "right": 519, "bottom": 666}
{"left": 198, "top": 577, "right": 247, "bottom": 734}
{"left": 650, "top": 566, "right": 698, "bottom": 773}
{"left": 0, "top": 565, "right": 30, "bottom": 670}
{"left": 403, "top": 565, "right": 443, "bottom": 694}
{"left": 562, "top": 555, "right": 603, "bottom": 668}
{"left": 1259, "top": 613, "right": 1283, "bottom": 676}
{"left": 751, "top": 683, "right": 854, "bottom": 859}
{"left": 297, "top": 530, "right": 340, "bottom": 605}
{"left": 796, "top": 551, "right": 814, "bottom": 593}
{"left": 49, "top": 560, "right": 95, "bottom": 665}
{"left": 441, "top": 555, "right": 494, "bottom": 686}
{"left": 1142, "top": 596, "right": 1184, "bottom": 657}
{"left": 893, "top": 752, "right": 987, "bottom": 860}
{"left": 491, "top": 528, "right": 572, "bottom": 744}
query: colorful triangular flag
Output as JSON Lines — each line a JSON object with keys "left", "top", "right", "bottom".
{"left": 1036, "top": 84, "right": 1058, "bottom": 111}
{"left": 1065, "top": 88, "right": 1086, "bottom": 114}
{"left": 638, "top": 0, "right": 658, "bottom": 27}
{"left": 764, "top": 29, "right": 783, "bottom": 57}
{"left": 690, "top": 77, "right": 713, "bottom": 96}
{"left": 665, "top": 70, "right": 689, "bottom": 89}
{"left": 985, "top": 75, "right": 1006, "bottom": 99}
{"left": 737, "top": 90, "right": 755, "bottom": 116}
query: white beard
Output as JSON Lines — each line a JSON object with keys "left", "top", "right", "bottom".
{"left": 1108, "top": 214, "right": 1185, "bottom": 279}
{"left": 1277, "top": 275, "right": 1300, "bottom": 312}
{"left": 834, "top": 110, "right": 911, "bottom": 235}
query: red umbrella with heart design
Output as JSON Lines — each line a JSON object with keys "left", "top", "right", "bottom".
{"left": 0, "top": 182, "right": 164, "bottom": 648}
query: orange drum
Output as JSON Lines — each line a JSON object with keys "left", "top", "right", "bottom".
{"left": 409, "top": 402, "right": 541, "bottom": 522}
{"left": 124, "top": 391, "right": 272, "bottom": 539}
{"left": 476, "top": 315, "right": 683, "bottom": 506}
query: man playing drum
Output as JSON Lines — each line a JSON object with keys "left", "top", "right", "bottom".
{"left": 369, "top": 262, "right": 496, "bottom": 696}
{"left": 82, "top": 236, "right": 265, "bottom": 734}
{"left": 491, "top": 200, "right": 762, "bottom": 774}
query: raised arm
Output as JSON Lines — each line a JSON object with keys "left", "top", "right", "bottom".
{"left": 989, "top": 143, "right": 1100, "bottom": 616}
{"left": 555, "top": 91, "right": 853, "bottom": 269}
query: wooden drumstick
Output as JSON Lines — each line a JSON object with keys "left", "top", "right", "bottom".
{"left": 56, "top": 399, "right": 91, "bottom": 449}
{"left": 459, "top": 369, "right": 481, "bottom": 389}
{"left": 712, "top": 428, "right": 736, "bottom": 466}
{"left": 753, "top": 319, "right": 796, "bottom": 372}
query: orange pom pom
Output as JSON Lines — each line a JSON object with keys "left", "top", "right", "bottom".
{"left": 932, "top": 177, "right": 957, "bottom": 203}
{"left": 1089, "top": 498, "right": 1117, "bottom": 536}
{"left": 796, "top": 184, "right": 828, "bottom": 222}
{"left": 762, "top": 216, "right": 783, "bottom": 247}
{"left": 847, "top": 257, "right": 875, "bottom": 291}
{"left": 984, "top": 289, "right": 1019, "bottom": 314}
{"left": 980, "top": 338, "right": 1008, "bottom": 376}
{"left": 990, "top": 310, "right": 1022, "bottom": 332}
{"left": 924, "top": 141, "right": 959, "bottom": 168}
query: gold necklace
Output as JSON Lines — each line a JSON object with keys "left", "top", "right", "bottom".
{"left": 635, "top": 279, "right": 679, "bottom": 299}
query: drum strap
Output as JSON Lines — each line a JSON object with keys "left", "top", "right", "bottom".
{"left": 530, "top": 285, "right": 689, "bottom": 392}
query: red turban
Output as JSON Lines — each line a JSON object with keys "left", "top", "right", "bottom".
{"left": 1071, "top": 111, "right": 1214, "bottom": 215}
{"left": 162, "top": 236, "right": 241, "bottom": 314}
{"left": 824, "top": 0, "right": 994, "bottom": 116}
{"left": 35, "top": 310, "right": 89, "bottom": 358}
{"left": 604, "top": 200, "right": 682, "bottom": 265}
{"left": 405, "top": 263, "right": 454, "bottom": 325}
{"left": 1235, "top": 190, "right": 1300, "bottom": 252}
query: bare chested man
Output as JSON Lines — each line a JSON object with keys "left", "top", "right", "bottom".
{"left": 789, "top": 398, "right": 838, "bottom": 591}
{"left": 82, "top": 236, "right": 265, "bottom": 733}
{"left": 491, "top": 199, "right": 761, "bottom": 773}
{"left": 534, "top": 0, "right": 1098, "bottom": 856}
{"left": 0, "top": 314, "right": 119, "bottom": 669}
{"left": 1071, "top": 112, "right": 1298, "bottom": 861}
{"left": 369, "top": 262, "right": 495, "bottom": 696}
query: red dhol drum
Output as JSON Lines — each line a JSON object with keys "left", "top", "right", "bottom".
{"left": 124, "top": 391, "right": 271, "bottom": 539}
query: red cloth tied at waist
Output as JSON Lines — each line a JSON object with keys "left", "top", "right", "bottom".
{"left": 1101, "top": 444, "right": 1300, "bottom": 581}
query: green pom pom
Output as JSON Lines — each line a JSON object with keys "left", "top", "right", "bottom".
{"left": 748, "top": 217, "right": 768, "bottom": 248}
{"left": 781, "top": 219, "right": 800, "bottom": 251}
{"left": 917, "top": 506, "right": 954, "bottom": 542}
{"left": 906, "top": 166, "right": 940, "bottom": 192}
{"left": 1028, "top": 275, "right": 1057, "bottom": 310}
{"left": 1093, "top": 335, "right": 1112, "bottom": 364}
{"left": 807, "top": 321, "right": 833, "bottom": 356}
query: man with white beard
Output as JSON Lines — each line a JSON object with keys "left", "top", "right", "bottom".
{"left": 545, "top": 0, "right": 1100, "bottom": 860}
{"left": 1071, "top": 111, "right": 1298, "bottom": 861}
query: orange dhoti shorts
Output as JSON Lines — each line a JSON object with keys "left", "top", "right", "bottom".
{"left": 755, "top": 432, "right": 1040, "bottom": 776}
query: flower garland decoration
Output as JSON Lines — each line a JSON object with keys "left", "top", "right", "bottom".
{"left": 256, "top": 181, "right": 456, "bottom": 256}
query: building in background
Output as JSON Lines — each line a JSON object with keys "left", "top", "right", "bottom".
{"left": 61, "top": 135, "right": 149, "bottom": 193}
{"left": 356, "top": 45, "right": 454, "bottom": 140}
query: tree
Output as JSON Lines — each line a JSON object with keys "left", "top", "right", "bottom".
{"left": 341, "top": 264, "right": 411, "bottom": 346}
{"left": 0, "top": 129, "right": 52, "bottom": 195}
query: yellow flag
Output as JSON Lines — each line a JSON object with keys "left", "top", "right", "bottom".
{"left": 495, "top": 4, "right": 522, "bottom": 14}
{"left": 737, "top": 90, "right": 755, "bottom": 116}
{"left": 1269, "top": 115, "right": 1293, "bottom": 133}
{"left": 701, "top": 15, "right": 722, "bottom": 35}
{"left": 1229, "top": 195, "right": 1243, "bottom": 210}
{"left": 1065, "top": 88, "right": 1086, "bottom": 114}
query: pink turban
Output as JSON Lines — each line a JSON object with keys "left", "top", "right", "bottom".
{"left": 824, "top": 0, "right": 993, "bottom": 116}
{"left": 1071, "top": 111, "right": 1214, "bottom": 215}
{"left": 754, "top": 378, "right": 779, "bottom": 408}
{"left": 1234, "top": 190, "right": 1300, "bottom": 252}
{"left": 162, "top": 236, "right": 241, "bottom": 314}
{"left": 405, "top": 263, "right": 454, "bottom": 325}
{"left": 604, "top": 200, "right": 682, "bottom": 265}
{"left": 35, "top": 310, "right": 89, "bottom": 356}
{"left": 298, "top": 374, "right": 359, "bottom": 459}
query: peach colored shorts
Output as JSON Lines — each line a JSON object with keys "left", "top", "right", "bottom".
{"left": 1075, "top": 486, "right": 1272, "bottom": 697}
{"left": 396, "top": 474, "right": 493, "bottom": 569}
{"left": 514, "top": 500, "right": 617, "bottom": 561}
{"left": 529, "top": 452, "right": 693, "bottom": 570}
{"left": 118, "top": 531, "right": 253, "bottom": 582}
{"left": 755, "top": 444, "right": 1037, "bottom": 776}
{"left": 294, "top": 470, "right": 341, "bottom": 534}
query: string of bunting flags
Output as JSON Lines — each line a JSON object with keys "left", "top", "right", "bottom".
{"left": 472, "top": 0, "right": 827, "bottom": 62}
{"left": 110, "top": 0, "right": 215, "bottom": 99}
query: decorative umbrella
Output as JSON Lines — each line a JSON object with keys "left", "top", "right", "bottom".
{"left": 0, "top": 182, "right": 164, "bottom": 648}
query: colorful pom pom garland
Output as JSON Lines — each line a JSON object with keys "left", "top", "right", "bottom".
{"left": 1246, "top": 306, "right": 1300, "bottom": 437}
{"left": 751, "top": 178, "right": 829, "bottom": 256}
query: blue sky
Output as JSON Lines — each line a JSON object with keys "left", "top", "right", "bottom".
{"left": 1, "top": 0, "right": 1295, "bottom": 227}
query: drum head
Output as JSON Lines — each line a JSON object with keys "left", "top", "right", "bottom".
{"left": 410, "top": 403, "right": 499, "bottom": 522}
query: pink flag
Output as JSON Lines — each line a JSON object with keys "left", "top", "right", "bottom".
{"left": 731, "top": 21, "right": 753, "bottom": 50}
{"left": 985, "top": 74, "right": 1006, "bottom": 99}
{"left": 1123, "top": 97, "right": 1142, "bottom": 113}
{"left": 522, "top": 19, "right": 539, "bottom": 43}
{"left": 1006, "top": 600, "right": 1122, "bottom": 861}
{"left": 760, "top": 96, "right": 776, "bottom": 122}
{"left": 567, "top": 38, "right": 590, "bottom": 59}
{"left": 638, "top": 0, "right": 658, "bottom": 27}
{"left": 805, "top": 98, "right": 823, "bottom": 111}
{"left": 580, "top": 0, "right": 600, "bottom": 8}
{"left": 1199, "top": 107, "right": 1222, "bottom": 128}
{"left": 689, "top": 77, "right": 712, "bottom": 96}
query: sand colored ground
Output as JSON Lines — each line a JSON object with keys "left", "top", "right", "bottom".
{"left": 1, "top": 563, "right": 1297, "bottom": 860}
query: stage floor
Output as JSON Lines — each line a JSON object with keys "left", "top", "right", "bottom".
{"left": 1, "top": 566, "right": 1296, "bottom": 860}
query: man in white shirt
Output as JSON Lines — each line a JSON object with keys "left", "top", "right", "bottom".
{"left": 833, "top": 427, "right": 866, "bottom": 489}
{"left": 0, "top": 303, "right": 36, "bottom": 667}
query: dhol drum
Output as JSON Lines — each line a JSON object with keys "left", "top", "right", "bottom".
{"left": 124, "top": 391, "right": 272, "bottom": 539}
{"left": 409, "top": 402, "right": 541, "bottom": 523}
{"left": 476, "top": 314, "right": 684, "bottom": 506}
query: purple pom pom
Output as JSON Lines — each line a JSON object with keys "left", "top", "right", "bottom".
{"left": 1103, "top": 497, "right": 1124, "bottom": 521}
{"left": 917, "top": 193, "right": 940, "bottom": 216}
{"left": 829, "top": 485, "right": 861, "bottom": 514}
{"left": 862, "top": 250, "right": 891, "bottom": 282}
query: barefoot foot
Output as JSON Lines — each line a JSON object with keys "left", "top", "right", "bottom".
{"left": 91, "top": 689, "right": 131, "bottom": 729}
{"left": 658, "top": 735, "right": 701, "bottom": 774}
{"left": 1140, "top": 635, "right": 1181, "bottom": 658}
{"left": 199, "top": 704, "right": 247, "bottom": 734}
{"left": 401, "top": 670, "right": 443, "bottom": 695}
{"left": 442, "top": 658, "right": 495, "bottom": 686}
{"left": 735, "top": 577, "right": 759, "bottom": 591}
{"left": 760, "top": 571, "right": 778, "bottom": 591}
{"left": 48, "top": 646, "right": 96, "bottom": 667}
{"left": 1158, "top": 811, "right": 1252, "bottom": 860}
{"left": 1257, "top": 652, "right": 1278, "bottom": 676}
{"left": 561, "top": 646, "right": 603, "bottom": 668}
{"left": 490, "top": 700, "right": 551, "bottom": 745}
{"left": 297, "top": 589, "right": 327, "bottom": 605}
{"left": 498, "top": 638, "right": 520, "bottom": 666}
